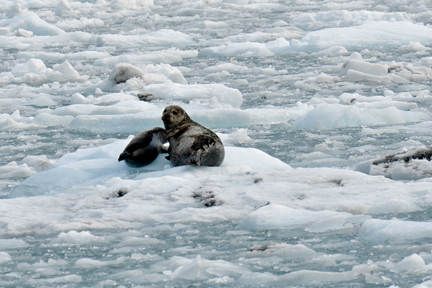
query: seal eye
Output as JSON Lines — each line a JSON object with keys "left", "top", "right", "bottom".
{"left": 172, "top": 111, "right": 178, "bottom": 115}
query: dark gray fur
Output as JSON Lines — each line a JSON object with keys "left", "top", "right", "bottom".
{"left": 161, "top": 105, "right": 224, "bottom": 167}
{"left": 118, "top": 127, "right": 168, "bottom": 167}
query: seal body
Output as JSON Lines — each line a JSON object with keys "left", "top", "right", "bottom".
{"left": 162, "top": 105, "right": 224, "bottom": 167}
{"left": 118, "top": 127, "right": 168, "bottom": 167}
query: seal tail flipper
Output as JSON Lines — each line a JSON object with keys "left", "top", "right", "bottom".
{"left": 118, "top": 151, "right": 131, "bottom": 162}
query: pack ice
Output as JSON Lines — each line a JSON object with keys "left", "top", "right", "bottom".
{"left": 1, "top": 0, "right": 432, "bottom": 287}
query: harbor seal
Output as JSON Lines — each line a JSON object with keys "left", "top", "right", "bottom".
{"left": 118, "top": 127, "right": 168, "bottom": 167}
{"left": 161, "top": 105, "right": 225, "bottom": 167}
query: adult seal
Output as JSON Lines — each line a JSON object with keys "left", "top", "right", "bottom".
{"left": 162, "top": 105, "right": 225, "bottom": 167}
{"left": 118, "top": 127, "right": 168, "bottom": 167}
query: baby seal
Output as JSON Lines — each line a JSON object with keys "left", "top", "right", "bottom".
{"left": 118, "top": 127, "right": 168, "bottom": 167}
{"left": 162, "top": 105, "right": 225, "bottom": 167}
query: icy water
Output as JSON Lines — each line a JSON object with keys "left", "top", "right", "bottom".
{"left": 2, "top": 0, "right": 432, "bottom": 287}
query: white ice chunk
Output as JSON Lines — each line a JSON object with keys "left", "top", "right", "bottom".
{"left": 0, "top": 162, "right": 35, "bottom": 179}
{"left": 54, "top": 231, "right": 104, "bottom": 244}
{"left": 222, "top": 0, "right": 249, "bottom": 5}
{"left": 165, "top": 255, "right": 249, "bottom": 280}
{"left": 340, "top": 59, "right": 388, "bottom": 77}
{"left": 187, "top": 21, "right": 229, "bottom": 30}
{"left": 359, "top": 219, "right": 432, "bottom": 244}
{"left": 108, "top": 63, "right": 144, "bottom": 84}
{"left": 142, "top": 63, "right": 187, "bottom": 85}
{"left": 401, "top": 41, "right": 429, "bottom": 51}
{"left": 198, "top": 42, "right": 274, "bottom": 58}
{"left": 0, "top": 239, "right": 30, "bottom": 249}
{"left": 306, "top": 215, "right": 353, "bottom": 233}
{"left": 21, "top": 155, "right": 54, "bottom": 172}
{"left": 74, "top": 258, "right": 107, "bottom": 269}
{"left": 218, "top": 129, "right": 254, "bottom": 146}
{"left": 34, "top": 113, "right": 74, "bottom": 127}
{"left": 291, "top": 10, "right": 412, "bottom": 30}
{"left": 141, "top": 81, "right": 242, "bottom": 108}
{"left": 54, "top": 0, "right": 73, "bottom": 16}
{"left": 0, "top": 12, "right": 65, "bottom": 36}
{"left": 23, "top": 95, "right": 56, "bottom": 107}
{"left": 301, "top": 21, "right": 432, "bottom": 49}
{"left": 49, "top": 61, "right": 87, "bottom": 83}
{"left": 112, "top": 0, "right": 154, "bottom": 10}
{"left": 203, "top": 63, "right": 250, "bottom": 74}
{"left": 275, "top": 270, "right": 357, "bottom": 286}
{"left": 390, "top": 254, "right": 426, "bottom": 273}
{"left": 15, "top": 28, "right": 33, "bottom": 37}
{"left": 26, "top": 275, "right": 82, "bottom": 285}
{"left": 0, "top": 252, "right": 11, "bottom": 264}
{"left": 11, "top": 59, "right": 87, "bottom": 86}
{"left": 96, "top": 29, "right": 194, "bottom": 48}
{"left": 11, "top": 58, "right": 47, "bottom": 77}
{"left": 238, "top": 204, "right": 364, "bottom": 231}
{"left": 173, "top": 255, "right": 202, "bottom": 280}
{"left": 293, "top": 104, "right": 431, "bottom": 130}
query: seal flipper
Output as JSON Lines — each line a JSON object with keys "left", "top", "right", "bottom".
{"left": 118, "top": 151, "right": 132, "bottom": 162}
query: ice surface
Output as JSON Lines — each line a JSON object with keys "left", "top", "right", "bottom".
{"left": 301, "top": 21, "right": 432, "bottom": 49}
{"left": 2, "top": 0, "right": 432, "bottom": 286}
{"left": 359, "top": 219, "right": 432, "bottom": 244}
{"left": 0, "top": 12, "right": 65, "bottom": 36}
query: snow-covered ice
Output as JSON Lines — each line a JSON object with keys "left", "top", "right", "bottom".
{"left": 1, "top": 0, "right": 432, "bottom": 287}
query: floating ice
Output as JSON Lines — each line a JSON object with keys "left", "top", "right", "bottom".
{"left": 68, "top": 107, "right": 302, "bottom": 134}
{"left": 96, "top": 29, "right": 194, "bottom": 48}
{"left": 390, "top": 254, "right": 426, "bottom": 273}
{"left": 10, "top": 139, "right": 291, "bottom": 197}
{"left": 11, "top": 59, "right": 88, "bottom": 86}
{"left": 198, "top": 41, "right": 275, "bottom": 58}
{"left": 359, "top": 219, "right": 432, "bottom": 244}
{"left": 0, "top": 12, "right": 65, "bottom": 36}
{"left": 293, "top": 104, "right": 431, "bottom": 130}
{"left": 0, "top": 252, "right": 11, "bottom": 264}
{"left": 290, "top": 10, "right": 412, "bottom": 30}
{"left": 54, "top": 0, "right": 73, "bottom": 17}
{"left": 108, "top": 63, "right": 144, "bottom": 84}
{"left": 141, "top": 81, "right": 242, "bottom": 108}
{"left": 111, "top": 0, "right": 154, "bottom": 10}
{"left": 21, "top": 155, "right": 54, "bottom": 172}
{"left": 340, "top": 59, "right": 389, "bottom": 82}
{"left": 0, "top": 239, "right": 30, "bottom": 249}
{"left": 54, "top": 231, "right": 105, "bottom": 245}
{"left": 301, "top": 21, "right": 432, "bottom": 49}
{"left": 238, "top": 204, "right": 368, "bottom": 232}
